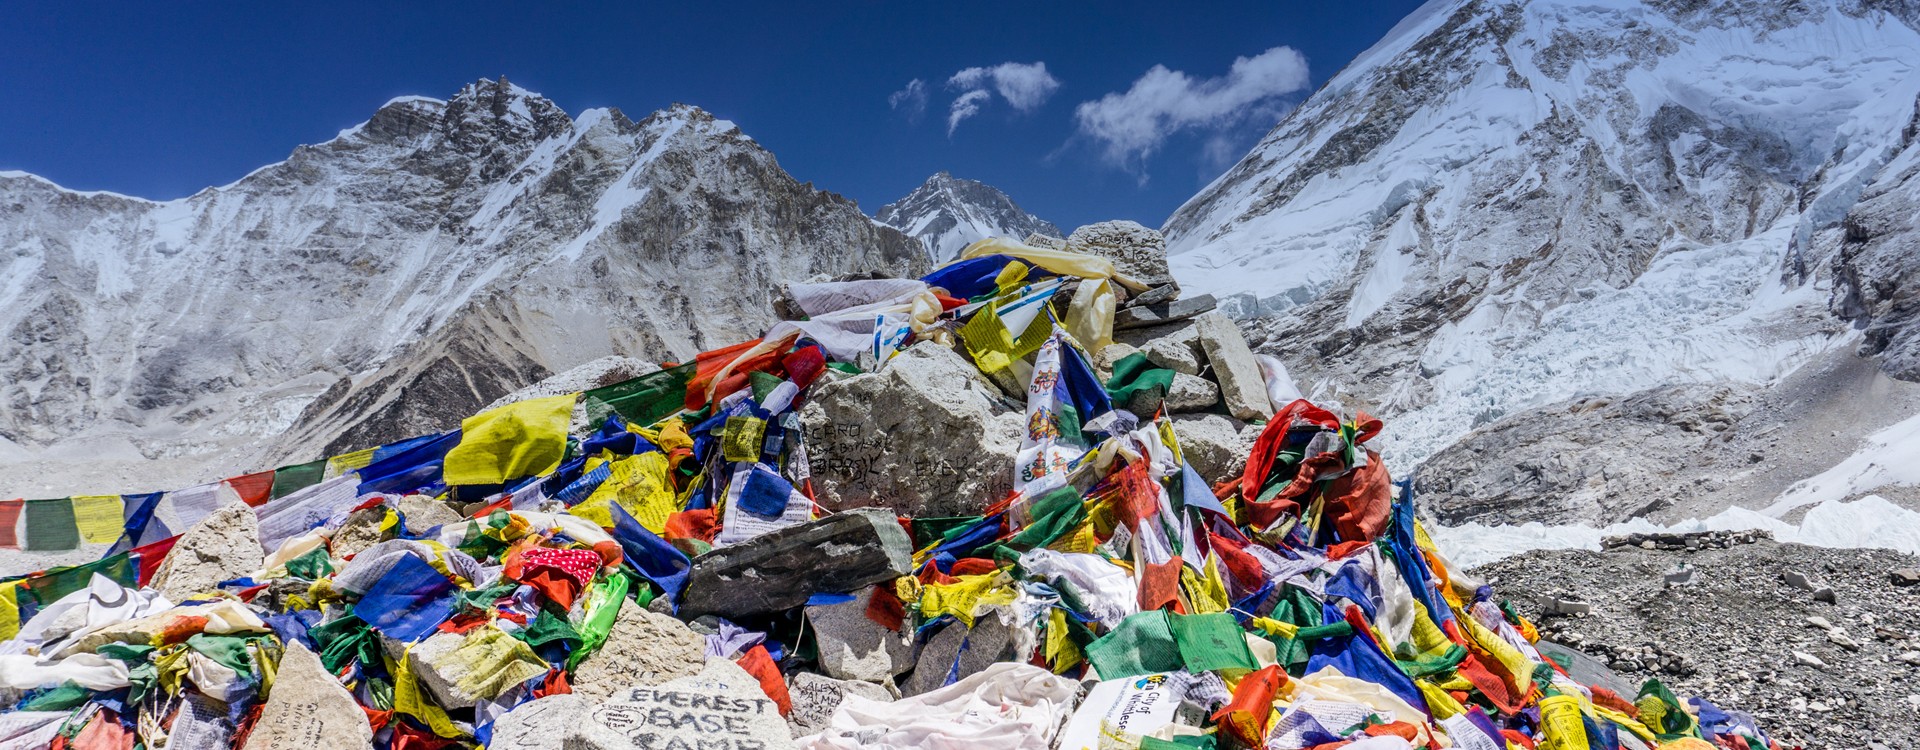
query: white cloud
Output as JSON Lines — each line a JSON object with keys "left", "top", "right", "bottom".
{"left": 1074, "top": 46, "right": 1310, "bottom": 171}
{"left": 947, "top": 90, "right": 991, "bottom": 135}
{"left": 889, "top": 79, "right": 928, "bottom": 122}
{"left": 944, "top": 61, "right": 1061, "bottom": 135}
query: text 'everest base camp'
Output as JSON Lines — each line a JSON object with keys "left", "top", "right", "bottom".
{"left": 6, "top": 1, "right": 1920, "bottom": 749}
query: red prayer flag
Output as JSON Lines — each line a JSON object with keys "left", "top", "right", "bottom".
{"left": 1212, "top": 664, "right": 1284, "bottom": 747}
{"left": 224, "top": 470, "right": 276, "bottom": 508}
{"left": 0, "top": 499, "right": 21, "bottom": 549}
{"left": 1137, "top": 556, "right": 1185, "bottom": 613}
{"left": 736, "top": 645, "right": 792, "bottom": 717}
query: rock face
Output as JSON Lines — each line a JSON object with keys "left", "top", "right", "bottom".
{"left": 570, "top": 598, "right": 707, "bottom": 700}
{"left": 1066, "top": 220, "right": 1176, "bottom": 290}
{"left": 876, "top": 171, "right": 1061, "bottom": 262}
{"left": 241, "top": 642, "right": 373, "bottom": 750}
{"left": 806, "top": 585, "right": 914, "bottom": 685}
{"left": 1415, "top": 385, "right": 1756, "bottom": 525}
{"left": 801, "top": 342, "right": 1022, "bottom": 516}
{"left": 1831, "top": 104, "right": 1920, "bottom": 381}
{"left": 148, "top": 503, "right": 264, "bottom": 602}
{"left": 0, "top": 76, "right": 926, "bottom": 495}
{"left": 679, "top": 509, "right": 914, "bottom": 619}
{"left": 1162, "top": 0, "right": 1920, "bottom": 471}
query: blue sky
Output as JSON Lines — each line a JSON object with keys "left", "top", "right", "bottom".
{"left": 1, "top": 1, "right": 1426, "bottom": 231}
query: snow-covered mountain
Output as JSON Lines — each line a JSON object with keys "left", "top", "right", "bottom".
{"left": 876, "top": 171, "right": 1061, "bottom": 261}
{"left": 0, "top": 77, "right": 924, "bottom": 495}
{"left": 1162, "top": 0, "right": 1920, "bottom": 523}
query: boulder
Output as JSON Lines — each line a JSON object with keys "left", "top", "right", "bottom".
{"left": 1066, "top": 220, "right": 1177, "bottom": 290}
{"left": 1165, "top": 373, "right": 1220, "bottom": 413}
{"left": 385, "top": 624, "right": 547, "bottom": 706}
{"left": 802, "top": 343, "right": 1022, "bottom": 516}
{"left": 1092, "top": 343, "right": 1138, "bottom": 381}
{"left": 395, "top": 494, "right": 462, "bottom": 535}
{"left": 1139, "top": 328, "right": 1202, "bottom": 376}
{"left": 327, "top": 506, "right": 392, "bottom": 559}
{"left": 148, "top": 503, "right": 264, "bottom": 603}
{"left": 900, "top": 613, "right": 1018, "bottom": 696}
{"left": 570, "top": 598, "right": 707, "bottom": 700}
{"left": 1114, "top": 294, "right": 1216, "bottom": 331}
{"left": 1193, "top": 312, "right": 1274, "bottom": 420}
{"left": 806, "top": 585, "right": 913, "bottom": 684}
{"left": 241, "top": 642, "right": 373, "bottom": 750}
{"left": 680, "top": 509, "right": 914, "bottom": 619}
{"left": 787, "top": 672, "right": 893, "bottom": 737}
{"left": 1023, "top": 232, "right": 1069, "bottom": 250}
{"left": 1170, "top": 414, "right": 1259, "bottom": 484}
{"left": 488, "top": 694, "right": 633, "bottom": 750}
{"left": 591, "top": 659, "right": 796, "bottom": 750}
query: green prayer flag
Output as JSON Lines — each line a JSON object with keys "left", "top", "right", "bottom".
{"left": 516, "top": 608, "right": 581, "bottom": 652}
{"left": 271, "top": 459, "right": 328, "bottom": 500}
{"left": 18, "top": 682, "right": 92, "bottom": 711}
{"left": 22, "top": 553, "right": 135, "bottom": 606}
{"left": 286, "top": 545, "right": 335, "bottom": 579}
{"left": 186, "top": 632, "right": 260, "bottom": 673}
{"left": 311, "top": 614, "right": 381, "bottom": 674}
{"left": 567, "top": 572, "right": 630, "bottom": 671}
{"left": 581, "top": 362, "right": 696, "bottom": 430}
{"left": 912, "top": 516, "right": 982, "bottom": 550}
{"left": 1168, "top": 612, "right": 1259, "bottom": 673}
{"left": 1104, "top": 353, "right": 1175, "bottom": 412}
{"left": 1085, "top": 610, "right": 1183, "bottom": 679}
{"left": 992, "top": 486, "right": 1086, "bottom": 559}
{"left": 22, "top": 498, "right": 79, "bottom": 551}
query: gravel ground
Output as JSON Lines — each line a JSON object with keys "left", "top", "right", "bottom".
{"left": 1473, "top": 534, "right": 1920, "bottom": 749}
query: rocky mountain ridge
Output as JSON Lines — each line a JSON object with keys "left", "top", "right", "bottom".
{"left": 1160, "top": 0, "right": 1920, "bottom": 524}
{"left": 875, "top": 171, "right": 1061, "bottom": 262}
{"left": 0, "top": 77, "right": 925, "bottom": 496}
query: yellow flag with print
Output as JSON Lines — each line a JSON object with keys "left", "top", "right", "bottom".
{"left": 443, "top": 393, "right": 578, "bottom": 486}
{"left": 70, "top": 495, "right": 124, "bottom": 544}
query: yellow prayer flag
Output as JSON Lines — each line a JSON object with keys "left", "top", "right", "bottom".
{"left": 325, "top": 446, "right": 378, "bottom": 480}
{"left": 1044, "top": 608, "right": 1082, "bottom": 673}
{"left": 573, "top": 452, "right": 677, "bottom": 532}
{"left": 1537, "top": 694, "right": 1590, "bottom": 750}
{"left": 443, "top": 393, "right": 578, "bottom": 486}
{"left": 394, "top": 650, "right": 463, "bottom": 738}
{"left": 70, "top": 495, "right": 124, "bottom": 544}
{"left": 0, "top": 582, "right": 19, "bottom": 642}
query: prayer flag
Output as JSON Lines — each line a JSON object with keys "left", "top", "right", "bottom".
{"left": 22, "top": 498, "right": 79, "bottom": 551}
{"left": 69, "top": 495, "right": 124, "bottom": 544}
{"left": 443, "top": 393, "right": 577, "bottom": 486}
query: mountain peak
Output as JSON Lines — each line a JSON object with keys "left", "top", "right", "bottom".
{"left": 877, "top": 172, "right": 1060, "bottom": 261}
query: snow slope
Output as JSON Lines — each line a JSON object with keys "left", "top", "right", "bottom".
{"left": 1162, "top": 0, "right": 1920, "bottom": 485}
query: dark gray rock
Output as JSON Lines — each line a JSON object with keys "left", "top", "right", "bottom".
{"left": 680, "top": 509, "right": 914, "bottom": 619}
{"left": 1114, "top": 294, "right": 1216, "bottom": 331}
{"left": 900, "top": 614, "right": 1018, "bottom": 696}
{"left": 806, "top": 585, "right": 913, "bottom": 684}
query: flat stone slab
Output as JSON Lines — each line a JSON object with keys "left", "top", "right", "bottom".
{"left": 679, "top": 509, "right": 913, "bottom": 619}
